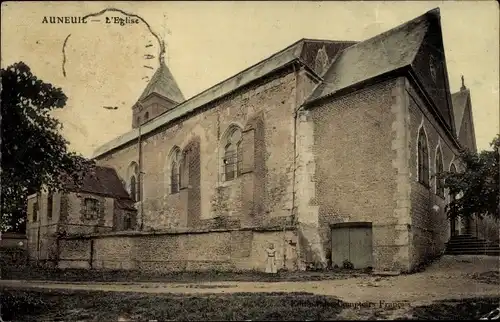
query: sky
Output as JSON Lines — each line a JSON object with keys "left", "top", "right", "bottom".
{"left": 1, "top": 1, "right": 499, "bottom": 157}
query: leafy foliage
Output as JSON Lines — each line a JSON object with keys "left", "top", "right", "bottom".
{"left": 1, "top": 62, "right": 95, "bottom": 232}
{"left": 440, "top": 135, "right": 499, "bottom": 221}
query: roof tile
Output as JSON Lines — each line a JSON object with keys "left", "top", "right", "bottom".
{"left": 138, "top": 62, "right": 185, "bottom": 103}
{"left": 307, "top": 10, "right": 435, "bottom": 103}
{"left": 64, "top": 166, "right": 130, "bottom": 199}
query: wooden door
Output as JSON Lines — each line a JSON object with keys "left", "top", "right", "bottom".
{"left": 331, "top": 222, "right": 373, "bottom": 269}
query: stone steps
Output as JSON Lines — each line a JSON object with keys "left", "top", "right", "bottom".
{"left": 445, "top": 234, "right": 500, "bottom": 256}
{"left": 446, "top": 241, "right": 498, "bottom": 247}
{"left": 445, "top": 249, "right": 500, "bottom": 256}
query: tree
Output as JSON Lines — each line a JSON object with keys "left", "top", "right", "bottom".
{"left": 1, "top": 62, "right": 95, "bottom": 232}
{"left": 440, "top": 135, "right": 500, "bottom": 221}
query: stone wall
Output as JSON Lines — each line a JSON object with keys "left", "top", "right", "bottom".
{"left": 96, "top": 67, "right": 307, "bottom": 231}
{"left": 58, "top": 228, "right": 297, "bottom": 272}
{"left": 306, "top": 78, "right": 408, "bottom": 271}
{"left": 26, "top": 192, "right": 59, "bottom": 262}
{"left": 26, "top": 191, "right": 116, "bottom": 263}
{"left": 133, "top": 94, "right": 177, "bottom": 128}
{"left": 58, "top": 238, "right": 91, "bottom": 269}
{"left": 406, "top": 78, "right": 461, "bottom": 268}
{"left": 60, "top": 192, "right": 115, "bottom": 234}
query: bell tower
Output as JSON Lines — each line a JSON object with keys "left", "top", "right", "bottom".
{"left": 132, "top": 57, "right": 185, "bottom": 128}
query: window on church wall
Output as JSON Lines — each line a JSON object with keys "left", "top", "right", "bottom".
{"left": 171, "top": 160, "right": 179, "bottom": 193}
{"left": 170, "top": 149, "right": 181, "bottom": 194}
{"left": 127, "top": 161, "right": 140, "bottom": 202}
{"left": 417, "top": 128, "right": 429, "bottom": 186}
{"left": 179, "top": 150, "right": 189, "bottom": 189}
{"left": 47, "top": 193, "right": 53, "bottom": 220}
{"left": 435, "top": 149, "right": 444, "bottom": 198}
{"left": 123, "top": 213, "right": 133, "bottom": 230}
{"left": 130, "top": 175, "right": 137, "bottom": 202}
{"left": 224, "top": 143, "right": 237, "bottom": 181}
{"left": 144, "top": 111, "right": 149, "bottom": 122}
{"left": 33, "top": 201, "right": 39, "bottom": 222}
{"left": 83, "top": 198, "right": 99, "bottom": 220}
{"left": 223, "top": 127, "right": 243, "bottom": 182}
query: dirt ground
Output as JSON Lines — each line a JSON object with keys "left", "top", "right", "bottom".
{"left": 2, "top": 255, "right": 499, "bottom": 307}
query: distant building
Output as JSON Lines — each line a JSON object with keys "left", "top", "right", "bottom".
{"left": 28, "top": 8, "right": 488, "bottom": 272}
{"left": 27, "top": 166, "right": 136, "bottom": 265}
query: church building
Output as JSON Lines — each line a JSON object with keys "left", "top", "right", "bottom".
{"left": 27, "top": 8, "right": 480, "bottom": 273}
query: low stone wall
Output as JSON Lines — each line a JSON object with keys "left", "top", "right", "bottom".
{"left": 58, "top": 238, "right": 92, "bottom": 269}
{"left": 58, "top": 227, "right": 298, "bottom": 273}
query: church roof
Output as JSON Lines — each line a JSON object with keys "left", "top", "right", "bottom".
{"left": 451, "top": 88, "right": 470, "bottom": 136}
{"left": 63, "top": 166, "right": 131, "bottom": 200}
{"left": 307, "top": 9, "right": 435, "bottom": 103}
{"left": 94, "top": 10, "right": 458, "bottom": 158}
{"left": 138, "top": 61, "right": 185, "bottom": 104}
{"left": 94, "top": 38, "right": 356, "bottom": 158}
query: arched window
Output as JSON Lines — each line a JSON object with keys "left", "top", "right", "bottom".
{"left": 136, "top": 116, "right": 141, "bottom": 126}
{"left": 170, "top": 148, "right": 181, "bottom": 194}
{"left": 128, "top": 162, "right": 140, "bottom": 202}
{"left": 223, "top": 126, "right": 243, "bottom": 181}
{"left": 435, "top": 148, "right": 444, "bottom": 197}
{"left": 47, "top": 192, "right": 53, "bottom": 220}
{"left": 144, "top": 111, "right": 149, "bottom": 121}
{"left": 130, "top": 175, "right": 137, "bottom": 202}
{"left": 417, "top": 128, "right": 429, "bottom": 186}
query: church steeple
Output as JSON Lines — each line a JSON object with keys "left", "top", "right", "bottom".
{"left": 138, "top": 60, "right": 185, "bottom": 104}
{"left": 132, "top": 59, "right": 185, "bottom": 128}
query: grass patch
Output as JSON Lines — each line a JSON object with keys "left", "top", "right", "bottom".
{"left": 398, "top": 297, "right": 500, "bottom": 320}
{"left": 1, "top": 288, "right": 344, "bottom": 321}
{"left": 2, "top": 288, "right": 498, "bottom": 321}
{"left": 2, "top": 265, "right": 367, "bottom": 283}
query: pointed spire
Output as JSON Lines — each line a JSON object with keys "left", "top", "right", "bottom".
{"left": 460, "top": 75, "right": 467, "bottom": 91}
{"left": 137, "top": 57, "right": 185, "bottom": 104}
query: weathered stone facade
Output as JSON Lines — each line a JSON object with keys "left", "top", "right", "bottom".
{"left": 306, "top": 79, "right": 406, "bottom": 271}
{"left": 26, "top": 167, "right": 135, "bottom": 264}
{"left": 57, "top": 229, "right": 297, "bottom": 272}
{"left": 28, "top": 8, "right": 490, "bottom": 273}
{"left": 99, "top": 70, "right": 300, "bottom": 230}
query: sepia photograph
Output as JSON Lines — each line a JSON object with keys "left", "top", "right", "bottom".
{"left": 1, "top": 1, "right": 499, "bottom": 321}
